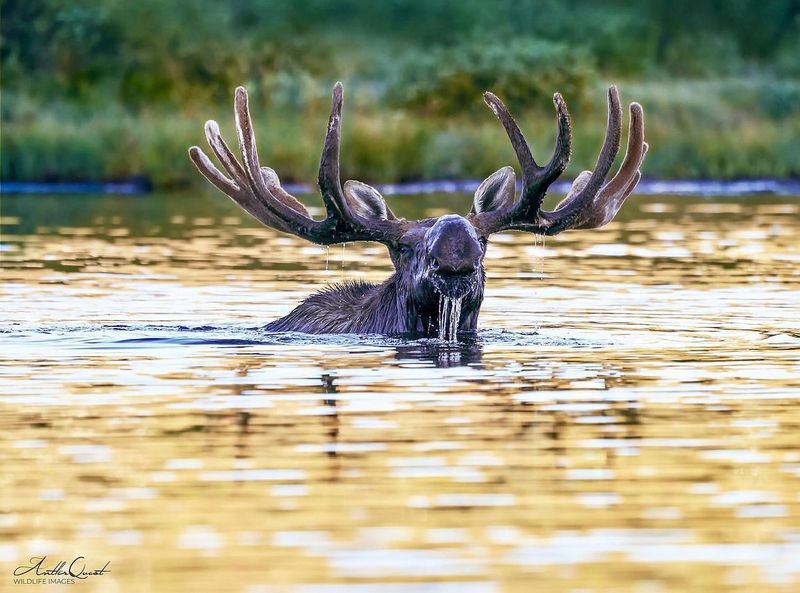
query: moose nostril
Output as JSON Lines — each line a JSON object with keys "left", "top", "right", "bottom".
{"left": 432, "top": 256, "right": 476, "bottom": 276}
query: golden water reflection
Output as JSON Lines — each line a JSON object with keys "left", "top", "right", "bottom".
{"left": 1, "top": 191, "right": 799, "bottom": 592}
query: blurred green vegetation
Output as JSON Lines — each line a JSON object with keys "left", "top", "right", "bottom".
{"left": 2, "top": 0, "right": 799, "bottom": 187}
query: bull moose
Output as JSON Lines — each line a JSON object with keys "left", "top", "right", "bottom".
{"left": 189, "top": 83, "right": 646, "bottom": 339}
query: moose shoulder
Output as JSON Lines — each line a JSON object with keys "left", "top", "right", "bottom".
{"left": 189, "top": 83, "right": 647, "bottom": 338}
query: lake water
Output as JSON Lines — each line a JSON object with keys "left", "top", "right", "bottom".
{"left": 1, "top": 190, "right": 799, "bottom": 593}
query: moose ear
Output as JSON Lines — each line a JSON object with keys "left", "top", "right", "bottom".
{"left": 473, "top": 166, "right": 516, "bottom": 213}
{"left": 343, "top": 180, "right": 392, "bottom": 220}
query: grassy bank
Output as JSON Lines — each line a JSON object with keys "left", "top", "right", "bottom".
{"left": 3, "top": 1, "right": 799, "bottom": 187}
{"left": 3, "top": 77, "right": 799, "bottom": 188}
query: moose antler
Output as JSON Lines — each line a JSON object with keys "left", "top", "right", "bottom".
{"left": 189, "top": 83, "right": 407, "bottom": 245}
{"left": 470, "top": 86, "right": 646, "bottom": 236}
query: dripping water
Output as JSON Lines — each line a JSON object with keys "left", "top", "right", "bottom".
{"left": 437, "top": 294, "right": 463, "bottom": 342}
{"left": 531, "top": 234, "right": 545, "bottom": 332}
{"left": 325, "top": 246, "right": 330, "bottom": 272}
{"left": 538, "top": 234, "right": 546, "bottom": 330}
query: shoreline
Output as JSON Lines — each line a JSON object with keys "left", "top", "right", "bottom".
{"left": 2, "top": 178, "right": 799, "bottom": 197}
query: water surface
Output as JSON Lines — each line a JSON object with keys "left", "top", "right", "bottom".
{"left": 1, "top": 190, "right": 799, "bottom": 592}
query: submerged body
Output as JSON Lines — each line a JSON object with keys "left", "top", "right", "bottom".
{"left": 189, "top": 83, "right": 646, "bottom": 338}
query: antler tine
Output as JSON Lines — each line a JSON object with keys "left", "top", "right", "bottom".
{"left": 482, "top": 91, "right": 572, "bottom": 218}
{"left": 233, "top": 87, "right": 321, "bottom": 235}
{"left": 601, "top": 102, "right": 644, "bottom": 198}
{"left": 188, "top": 145, "right": 240, "bottom": 198}
{"left": 570, "top": 143, "right": 648, "bottom": 229}
{"left": 203, "top": 119, "right": 305, "bottom": 232}
{"left": 189, "top": 87, "right": 325, "bottom": 239}
{"left": 316, "top": 83, "right": 406, "bottom": 240}
{"left": 540, "top": 86, "right": 623, "bottom": 234}
{"left": 550, "top": 95, "right": 645, "bottom": 231}
{"left": 583, "top": 86, "right": 623, "bottom": 197}
{"left": 483, "top": 92, "right": 537, "bottom": 184}
{"left": 188, "top": 145, "right": 294, "bottom": 234}
{"left": 540, "top": 92, "right": 573, "bottom": 189}
{"left": 318, "top": 82, "right": 348, "bottom": 220}
{"left": 204, "top": 119, "right": 248, "bottom": 190}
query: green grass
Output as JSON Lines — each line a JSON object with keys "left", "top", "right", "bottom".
{"left": 3, "top": 77, "right": 799, "bottom": 188}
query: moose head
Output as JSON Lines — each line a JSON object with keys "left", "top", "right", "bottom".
{"left": 189, "top": 83, "right": 646, "bottom": 338}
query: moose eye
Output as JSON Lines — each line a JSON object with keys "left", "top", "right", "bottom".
{"left": 397, "top": 244, "right": 412, "bottom": 256}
